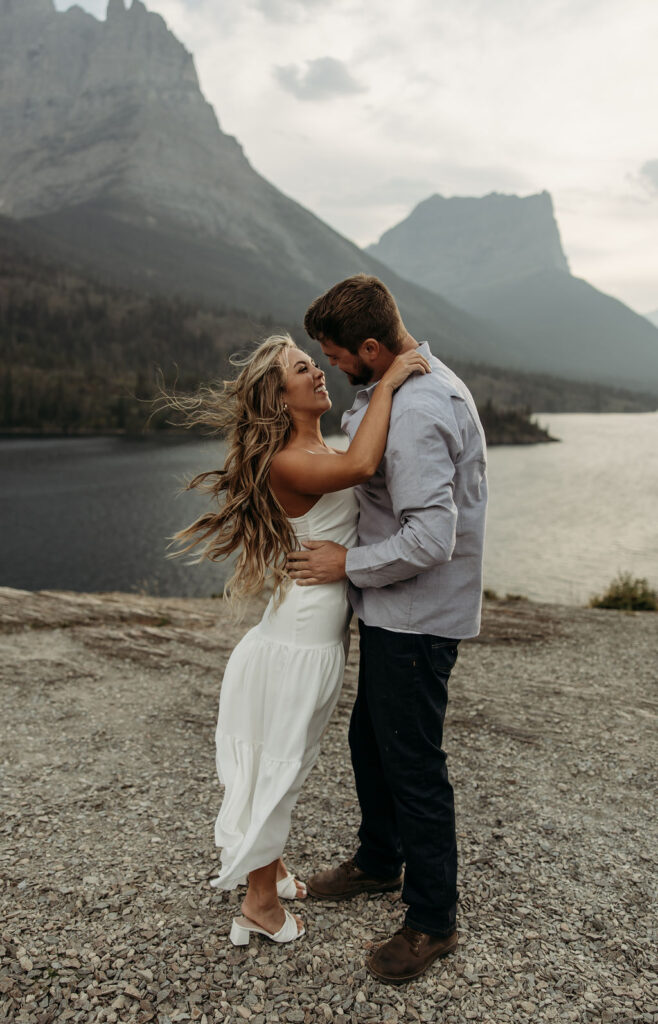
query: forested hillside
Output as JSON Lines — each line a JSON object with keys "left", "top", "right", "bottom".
{"left": 1, "top": 234, "right": 654, "bottom": 442}
{"left": 0, "top": 234, "right": 293, "bottom": 434}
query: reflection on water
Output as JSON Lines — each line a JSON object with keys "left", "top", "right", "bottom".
{"left": 1, "top": 412, "right": 657, "bottom": 605}
{"left": 484, "top": 412, "right": 658, "bottom": 603}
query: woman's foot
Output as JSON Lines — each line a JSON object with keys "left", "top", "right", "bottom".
{"left": 276, "top": 858, "right": 307, "bottom": 899}
{"left": 240, "top": 892, "right": 303, "bottom": 937}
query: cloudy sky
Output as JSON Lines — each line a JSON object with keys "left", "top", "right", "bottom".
{"left": 55, "top": 0, "right": 658, "bottom": 314}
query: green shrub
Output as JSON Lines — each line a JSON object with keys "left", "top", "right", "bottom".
{"left": 589, "top": 572, "right": 657, "bottom": 611}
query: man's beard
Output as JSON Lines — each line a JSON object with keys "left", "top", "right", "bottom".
{"left": 347, "top": 358, "right": 374, "bottom": 386}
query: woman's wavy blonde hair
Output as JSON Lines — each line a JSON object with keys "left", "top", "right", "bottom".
{"left": 165, "top": 334, "right": 297, "bottom": 604}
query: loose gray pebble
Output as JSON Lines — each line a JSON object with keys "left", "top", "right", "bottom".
{"left": 1, "top": 589, "right": 656, "bottom": 1024}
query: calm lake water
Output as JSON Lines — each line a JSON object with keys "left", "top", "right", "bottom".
{"left": 1, "top": 412, "right": 657, "bottom": 606}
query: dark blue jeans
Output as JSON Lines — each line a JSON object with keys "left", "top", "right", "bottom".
{"left": 349, "top": 621, "right": 459, "bottom": 937}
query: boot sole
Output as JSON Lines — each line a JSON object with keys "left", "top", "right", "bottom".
{"left": 306, "top": 878, "right": 403, "bottom": 901}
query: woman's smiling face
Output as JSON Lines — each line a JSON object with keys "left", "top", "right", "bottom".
{"left": 281, "top": 348, "right": 331, "bottom": 417}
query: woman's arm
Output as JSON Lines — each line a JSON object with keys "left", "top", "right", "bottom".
{"left": 270, "top": 349, "right": 430, "bottom": 497}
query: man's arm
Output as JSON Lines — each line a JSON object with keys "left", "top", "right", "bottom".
{"left": 345, "top": 404, "right": 461, "bottom": 589}
{"left": 286, "top": 403, "right": 461, "bottom": 587}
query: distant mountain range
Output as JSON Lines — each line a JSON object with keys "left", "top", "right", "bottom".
{"left": 0, "top": 0, "right": 656, "bottom": 398}
{"left": 367, "top": 193, "right": 658, "bottom": 391}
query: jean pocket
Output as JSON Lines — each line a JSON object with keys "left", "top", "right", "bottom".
{"left": 429, "top": 639, "right": 459, "bottom": 674}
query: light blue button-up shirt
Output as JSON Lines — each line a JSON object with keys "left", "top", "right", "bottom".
{"left": 343, "top": 342, "right": 488, "bottom": 639}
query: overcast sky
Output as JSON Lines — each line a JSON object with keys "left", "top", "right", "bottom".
{"left": 55, "top": 0, "right": 658, "bottom": 314}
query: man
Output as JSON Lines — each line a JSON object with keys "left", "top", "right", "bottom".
{"left": 286, "top": 274, "right": 487, "bottom": 984}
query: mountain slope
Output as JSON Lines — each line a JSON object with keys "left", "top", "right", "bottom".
{"left": 368, "top": 193, "right": 658, "bottom": 390}
{"left": 2, "top": 216, "right": 654, "bottom": 442}
{"left": 22, "top": 196, "right": 513, "bottom": 369}
{"left": 458, "top": 269, "right": 658, "bottom": 389}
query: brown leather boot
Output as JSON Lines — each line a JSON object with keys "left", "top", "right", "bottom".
{"left": 366, "top": 926, "right": 458, "bottom": 983}
{"left": 306, "top": 857, "right": 403, "bottom": 900}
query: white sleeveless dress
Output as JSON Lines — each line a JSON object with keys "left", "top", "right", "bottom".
{"left": 211, "top": 487, "right": 359, "bottom": 890}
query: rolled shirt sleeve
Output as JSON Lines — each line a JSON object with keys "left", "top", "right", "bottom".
{"left": 345, "top": 404, "right": 462, "bottom": 589}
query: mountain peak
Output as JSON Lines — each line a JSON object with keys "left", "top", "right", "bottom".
{"left": 0, "top": 0, "right": 230, "bottom": 221}
{"left": 368, "top": 190, "right": 569, "bottom": 302}
{"left": 106, "top": 0, "right": 125, "bottom": 20}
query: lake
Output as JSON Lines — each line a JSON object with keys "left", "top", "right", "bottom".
{"left": 1, "top": 412, "right": 656, "bottom": 606}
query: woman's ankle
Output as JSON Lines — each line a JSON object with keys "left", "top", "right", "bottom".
{"left": 243, "top": 887, "right": 280, "bottom": 913}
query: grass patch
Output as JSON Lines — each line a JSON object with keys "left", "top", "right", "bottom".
{"left": 589, "top": 572, "right": 657, "bottom": 611}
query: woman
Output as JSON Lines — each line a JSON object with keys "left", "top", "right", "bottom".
{"left": 172, "top": 333, "right": 429, "bottom": 945}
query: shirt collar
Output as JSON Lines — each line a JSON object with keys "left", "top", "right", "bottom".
{"left": 354, "top": 341, "right": 432, "bottom": 403}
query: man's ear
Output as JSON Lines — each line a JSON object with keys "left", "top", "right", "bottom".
{"left": 359, "top": 338, "right": 380, "bottom": 362}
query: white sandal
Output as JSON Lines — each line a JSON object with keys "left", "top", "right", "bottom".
{"left": 229, "top": 909, "right": 305, "bottom": 945}
{"left": 276, "top": 872, "right": 307, "bottom": 900}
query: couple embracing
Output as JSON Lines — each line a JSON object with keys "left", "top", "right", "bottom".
{"left": 175, "top": 274, "right": 488, "bottom": 984}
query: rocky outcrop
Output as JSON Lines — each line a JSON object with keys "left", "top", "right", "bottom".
{"left": 0, "top": 0, "right": 247, "bottom": 232}
{"left": 367, "top": 191, "right": 569, "bottom": 303}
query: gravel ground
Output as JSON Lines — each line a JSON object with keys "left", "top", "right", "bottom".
{"left": 1, "top": 586, "right": 656, "bottom": 1024}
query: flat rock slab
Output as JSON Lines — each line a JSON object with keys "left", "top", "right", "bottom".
{"left": 1, "top": 587, "right": 656, "bottom": 1023}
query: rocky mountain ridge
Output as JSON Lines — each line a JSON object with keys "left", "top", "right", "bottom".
{"left": 368, "top": 191, "right": 570, "bottom": 303}
{"left": 0, "top": 0, "right": 268, "bottom": 240}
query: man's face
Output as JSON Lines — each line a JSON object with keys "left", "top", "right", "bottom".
{"left": 319, "top": 338, "right": 374, "bottom": 386}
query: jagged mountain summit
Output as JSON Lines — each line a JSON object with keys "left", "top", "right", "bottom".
{"left": 368, "top": 192, "right": 570, "bottom": 304}
{"left": 0, "top": 0, "right": 502, "bottom": 366}
{"left": 0, "top": 0, "right": 315, "bottom": 261}
{"left": 368, "top": 193, "right": 658, "bottom": 391}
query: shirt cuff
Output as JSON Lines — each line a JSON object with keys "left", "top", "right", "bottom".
{"left": 345, "top": 544, "right": 382, "bottom": 587}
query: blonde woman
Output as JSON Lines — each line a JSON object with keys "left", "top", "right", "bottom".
{"left": 173, "top": 333, "right": 429, "bottom": 945}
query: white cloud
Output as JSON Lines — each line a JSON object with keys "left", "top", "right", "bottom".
{"left": 274, "top": 57, "right": 366, "bottom": 101}
{"left": 52, "top": 0, "right": 658, "bottom": 310}
{"left": 254, "top": 0, "right": 326, "bottom": 22}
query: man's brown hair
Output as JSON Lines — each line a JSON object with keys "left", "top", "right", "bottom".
{"left": 304, "top": 274, "right": 404, "bottom": 355}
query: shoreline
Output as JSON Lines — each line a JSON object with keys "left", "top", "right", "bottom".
{"left": 0, "top": 583, "right": 636, "bottom": 613}
{"left": 0, "top": 426, "right": 557, "bottom": 446}
{"left": 1, "top": 586, "right": 656, "bottom": 1023}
